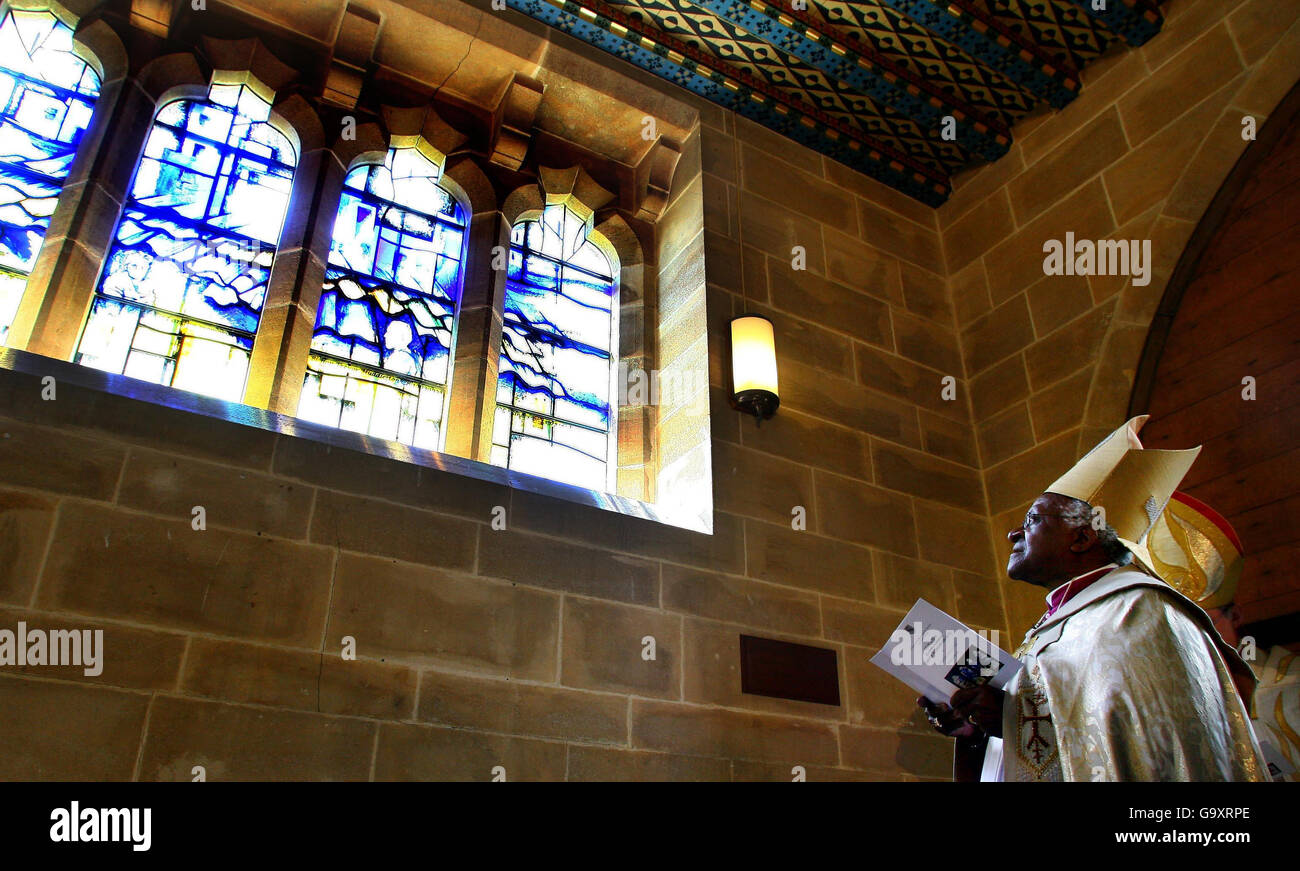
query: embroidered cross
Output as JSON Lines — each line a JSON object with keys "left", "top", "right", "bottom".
{"left": 1022, "top": 689, "right": 1053, "bottom": 764}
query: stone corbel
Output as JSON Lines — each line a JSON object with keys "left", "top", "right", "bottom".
{"left": 489, "top": 72, "right": 544, "bottom": 171}
{"left": 538, "top": 165, "right": 615, "bottom": 211}
{"left": 199, "top": 36, "right": 298, "bottom": 97}
{"left": 324, "top": 3, "right": 381, "bottom": 109}
{"left": 537, "top": 164, "right": 615, "bottom": 258}
{"left": 381, "top": 104, "right": 468, "bottom": 170}
{"left": 636, "top": 136, "right": 683, "bottom": 221}
{"left": 128, "top": 0, "right": 179, "bottom": 38}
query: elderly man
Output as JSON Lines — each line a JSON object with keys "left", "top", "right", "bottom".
{"left": 919, "top": 416, "right": 1267, "bottom": 781}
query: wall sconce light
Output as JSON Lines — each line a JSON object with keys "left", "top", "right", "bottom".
{"left": 730, "top": 314, "right": 779, "bottom": 424}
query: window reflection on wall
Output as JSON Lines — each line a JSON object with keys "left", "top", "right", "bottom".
{"left": 0, "top": 9, "right": 100, "bottom": 343}
{"left": 297, "top": 145, "right": 466, "bottom": 450}
{"left": 493, "top": 204, "right": 617, "bottom": 491}
{"left": 74, "top": 79, "right": 295, "bottom": 402}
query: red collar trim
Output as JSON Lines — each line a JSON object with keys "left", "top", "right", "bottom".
{"left": 1044, "top": 565, "right": 1118, "bottom": 618}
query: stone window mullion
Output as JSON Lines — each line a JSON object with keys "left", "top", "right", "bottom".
{"left": 243, "top": 142, "right": 339, "bottom": 415}
{"left": 444, "top": 209, "right": 510, "bottom": 464}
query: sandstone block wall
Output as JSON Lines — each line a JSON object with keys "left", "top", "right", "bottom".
{"left": 0, "top": 0, "right": 1295, "bottom": 780}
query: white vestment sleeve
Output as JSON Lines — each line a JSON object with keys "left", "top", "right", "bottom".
{"left": 980, "top": 736, "right": 1004, "bottom": 782}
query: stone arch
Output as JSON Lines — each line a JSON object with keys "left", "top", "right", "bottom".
{"left": 332, "top": 120, "right": 388, "bottom": 172}
{"left": 72, "top": 18, "right": 127, "bottom": 85}
{"left": 1076, "top": 55, "right": 1300, "bottom": 453}
{"left": 989, "top": 25, "right": 1300, "bottom": 638}
{"left": 592, "top": 211, "right": 644, "bottom": 269}
{"left": 442, "top": 154, "right": 496, "bottom": 215}
{"left": 5, "top": 0, "right": 125, "bottom": 84}
{"left": 1123, "top": 79, "right": 1300, "bottom": 628}
{"left": 501, "top": 181, "right": 545, "bottom": 228}
{"left": 581, "top": 217, "right": 623, "bottom": 276}
{"left": 1128, "top": 77, "right": 1300, "bottom": 422}
{"left": 136, "top": 53, "right": 206, "bottom": 101}
{"left": 271, "top": 93, "right": 324, "bottom": 159}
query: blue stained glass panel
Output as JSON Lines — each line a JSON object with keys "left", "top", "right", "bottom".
{"left": 75, "top": 83, "right": 295, "bottom": 400}
{"left": 298, "top": 146, "right": 466, "bottom": 451}
{"left": 492, "top": 205, "right": 617, "bottom": 491}
{"left": 0, "top": 9, "right": 100, "bottom": 343}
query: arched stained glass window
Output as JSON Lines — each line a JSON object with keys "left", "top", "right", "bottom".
{"left": 74, "top": 79, "right": 296, "bottom": 401}
{"left": 0, "top": 9, "right": 100, "bottom": 343}
{"left": 492, "top": 204, "right": 617, "bottom": 490}
{"left": 297, "top": 145, "right": 466, "bottom": 450}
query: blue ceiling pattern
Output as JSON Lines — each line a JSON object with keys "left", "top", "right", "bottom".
{"left": 503, "top": 0, "right": 1165, "bottom": 205}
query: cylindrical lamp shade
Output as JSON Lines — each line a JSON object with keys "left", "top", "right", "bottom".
{"left": 730, "top": 314, "right": 779, "bottom": 422}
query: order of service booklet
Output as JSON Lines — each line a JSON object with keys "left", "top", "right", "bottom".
{"left": 870, "top": 599, "right": 1024, "bottom": 704}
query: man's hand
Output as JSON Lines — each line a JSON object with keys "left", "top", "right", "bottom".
{"left": 949, "top": 685, "right": 1004, "bottom": 738}
{"left": 917, "top": 696, "right": 979, "bottom": 739}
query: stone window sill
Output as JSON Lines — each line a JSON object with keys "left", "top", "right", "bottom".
{"left": 0, "top": 347, "right": 713, "bottom": 535}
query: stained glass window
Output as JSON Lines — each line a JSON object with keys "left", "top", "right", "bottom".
{"left": 492, "top": 204, "right": 617, "bottom": 490}
{"left": 0, "top": 9, "right": 100, "bottom": 343}
{"left": 74, "top": 81, "right": 296, "bottom": 402}
{"left": 297, "top": 146, "right": 465, "bottom": 450}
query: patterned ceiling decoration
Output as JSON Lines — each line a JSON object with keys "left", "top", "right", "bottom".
{"left": 504, "top": 0, "right": 1166, "bottom": 205}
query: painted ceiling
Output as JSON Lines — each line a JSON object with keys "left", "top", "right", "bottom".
{"left": 501, "top": 0, "right": 1166, "bottom": 205}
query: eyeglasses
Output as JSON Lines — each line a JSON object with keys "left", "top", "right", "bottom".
{"left": 1020, "top": 511, "right": 1076, "bottom": 531}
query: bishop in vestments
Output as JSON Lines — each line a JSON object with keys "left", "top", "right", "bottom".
{"left": 920, "top": 415, "right": 1268, "bottom": 782}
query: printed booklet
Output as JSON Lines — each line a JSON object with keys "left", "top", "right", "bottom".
{"left": 870, "top": 599, "right": 1023, "bottom": 704}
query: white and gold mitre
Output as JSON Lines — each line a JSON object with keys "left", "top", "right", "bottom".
{"left": 1147, "top": 491, "right": 1244, "bottom": 609}
{"left": 1045, "top": 415, "right": 1201, "bottom": 579}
